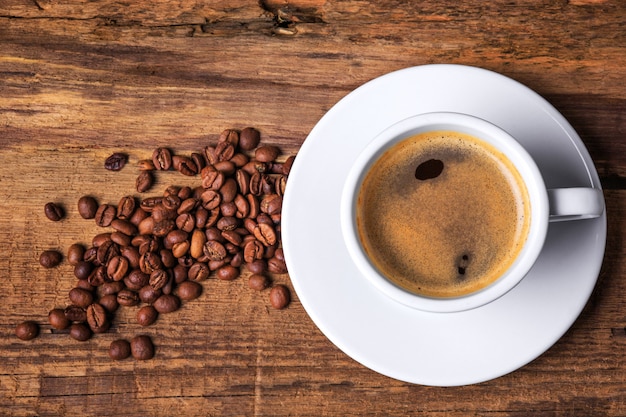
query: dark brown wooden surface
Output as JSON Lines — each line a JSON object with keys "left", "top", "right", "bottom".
{"left": 1, "top": 1, "right": 625, "bottom": 415}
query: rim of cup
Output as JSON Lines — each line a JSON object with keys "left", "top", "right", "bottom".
{"left": 340, "top": 112, "right": 549, "bottom": 313}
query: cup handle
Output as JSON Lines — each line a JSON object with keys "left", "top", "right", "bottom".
{"left": 548, "top": 187, "right": 605, "bottom": 222}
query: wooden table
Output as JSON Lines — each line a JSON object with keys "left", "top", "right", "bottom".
{"left": 1, "top": 1, "right": 625, "bottom": 415}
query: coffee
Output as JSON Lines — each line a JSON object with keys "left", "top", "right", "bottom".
{"left": 356, "top": 130, "right": 530, "bottom": 298}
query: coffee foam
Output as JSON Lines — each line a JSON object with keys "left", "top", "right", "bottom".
{"left": 357, "top": 131, "right": 530, "bottom": 298}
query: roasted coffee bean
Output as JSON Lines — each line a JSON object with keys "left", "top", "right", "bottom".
{"left": 161, "top": 196, "right": 181, "bottom": 214}
{"left": 239, "top": 127, "right": 261, "bottom": 150}
{"left": 214, "top": 160, "right": 236, "bottom": 176}
{"left": 175, "top": 280, "right": 202, "bottom": 301}
{"left": 110, "top": 219, "right": 136, "bottom": 236}
{"left": 248, "top": 274, "right": 270, "bottom": 291}
{"left": 139, "top": 197, "right": 162, "bottom": 212}
{"left": 137, "top": 217, "right": 155, "bottom": 236}
{"left": 191, "top": 152, "right": 205, "bottom": 171}
{"left": 160, "top": 249, "right": 176, "bottom": 268}
{"left": 243, "top": 240, "right": 264, "bottom": 263}
{"left": 99, "top": 280, "right": 125, "bottom": 296}
{"left": 44, "top": 202, "right": 64, "bottom": 221}
{"left": 117, "top": 196, "right": 136, "bottom": 219}
{"left": 230, "top": 153, "right": 249, "bottom": 168}
{"left": 77, "top": 196, "right": 98, "bottom": 219}
{"left": 48, "top": 308, "right": 71, "bottom": 330}
{"left": 220, "top": 178, "right": 238, "bottom": 203}
{"left": 136, "top": 171, "right": 154, "bottom": 193}
{"left": 189, "top": 230, "right": 206, "bottom": 259}
{"left": 214, "top": 141, "right": 235, "bottom": 162}
{"left": 188, "top": 262, "right": 210, "bottom": 282}
{"left": 75, "top": 279, "right": 94, "bottom": 292}
{"left": 268, "top": 256, "right": 288, "bottom": 274}
{"left": 216, "top": 265, "right": 239, "bottom": 281}
{"left": 86, "top": 303, "right": 109, "bottom": 333}
{"left": 250, "top": 172, "right": 262, "bottom": 196}
{"left": 117, "top": 289, "right": 140, "bottom": 306}
{"left": 121, "top": 246, "right": 140, "bottom": 269}
{"left": 109, "top": 339, "right": 131, "bottom": 360}
{"left": 39, "top": 250, "right": 62, "bottom": 268}
{"left": 97, "top": 240, "right": 119, "bottom": 265}
{"left": 177, "top": 198, "right": 198, "bottom": 215}
{"left": 255, "top": 145, "right": 280, "bottom": 162}
{"left": 152, "top": 147, "right": 172, "bottom": 170}
{"left": 107, "top": 255, "right": 129, "bottom": 281}
{"left": 218, "top": 128, "right": 239, "bottom": 147}
{"left": 176, "top": 213, "right": 195, "bottom": 233}
{"left": 139, "top": 252, "right": 163, "bottom": 274}
{"left": 69, "top": 287, "right": 94, "bottom": 308}
{"left": 136, "top": 305, "right": 158, "bottom": 326}
{"left": 153, "top": 294, "right": 180, "bottom": 314}
{"left": 69, "top": 323, "right": 92, "bottom": 341}
{"left": 172, "top": 264, "right": 189, "bottom": 284}
{"left": 220, "top": 201, "right": 237, "bottom": 217}
{"left": 216, "top": 216, "right": 238, "bottom": 232}
{"left": 99, "top": 294, "right": 119, "bottom": 313}
{"left": 139, "top": 285, "right": 162, "bottom": 304}
{"left": 104, "top": 152, "right": 128, "bottom": 171}
{"left": 247, "top": 194, "right": 260, "bottom": 218}
{"left": 110, "top": 231, "right": 131, "bottom": 247}
{"left": 171, "top": 241, "right": 190, "bottom": 258}
{"left": 235, "top": 170, "right": 250, "bottom": 195}
{"left": 283, "top": 155, "right": 295, "bottom": 175}
{"left": 137, "top": 159, "right": 156, "bottom": 171}
{"left": 124, "top": 269, "right": 150, "bottom": 291}
{"left": 149, "top": 269, "right": 169, "bottom": 290}
{"left": 15, "top": 321, "right": 39, "bottom": 340}
{"left": 275, "top": 175, "right": 287, "bottom": 196}
{"left": 129, "top": 207, "right": 149, "bottom": 226}
{"left": 95, "top": 204, "right": 116, "bottom": 227}
{"left": 153, "top": 219, "right": 175, "bottom": 237}
{"left": 67, "top": 243, "right": 85, "bottom": 266}
{"left": 253, "top": 223, "right": 277, "bottom": 247}
{"left": 92, "top": 232, "right": 112, "bottom": 247}
{"left": 87, "top": 265, "right": 107, "bottom": 286}
{"left": 221, "top": 230, "right": 242, "bottom": 246}
{"left": 200, "top": 166, "right": 224, "bottom": 190}
{"left": 64, "top": 305, "right": 87, "bottom": 323}
{"left": 200, "top": 190, "right": 221, "bottom": 210}
{"left": 173, "top": 155, "right": 198, "bottom": 176}
{"left": 261, "top": 194, "right": 282, "bottom": 216}
{"left": 246, "top": 259, "right": 267, "bottom": 275}
{"left": 203, "top": 240, "right": 227, "bottom": 261}
{"left": 164, "top": 230, "right": 188, "bottom": 248}
{"left": 131, "top": 335, "right": 154, "bottom": 360}
{"left": 269, "top": 284, "right": 290, "bottom": 309}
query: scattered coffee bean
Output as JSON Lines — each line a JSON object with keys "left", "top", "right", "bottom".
{"left": 39, "top": 250, "right": 62, "bottom": 268}
{"left": 77, "top": 196, "right": 98, "bottom": 219}
{"left": 109, "top": 339, "right": 131, "bottom": 360}
{"left": 175, "top": 280, "right": 202, "bottom": 301}
{"left": 136, "top": 171, "right": 154, "bottom": 193}
{"left": 15, "top": 321, "right": 39, "bottom": 340}
{"left": 104, "top": 152, "right": 128, "bottom": 171}
{"left": 67, "top": 243, "right": 85, "bottom": 266}
{"left": 269, "top": 284, "right": 290, "bottom": 309}
{"left": 69, "top": 323, "right": 92, "bottom": 341}
{"left": 136, "top": 305, "right": 158, "bottom": 326}
{"left": 48, "top": 308, "right": 70, "bottom": 330}
{"left": 68, "top": 287, "right": 94, "bottom": 308}
{"left": 44, "top": 202, "right": 64, "bottom": 221}
{"left": 153, "top": 294, "right": 180, "bottom": 314}
{"left": 23, "top": 126, "right": 297, "bottom": 362}
{"left": 131, "top": 335, "right": 155, "bottom": 360}
{"left": 86, "top": 303, "right": 110, "bottom": 333}
{"left": 248, "top": 274, "right": 270, "bottom": 291}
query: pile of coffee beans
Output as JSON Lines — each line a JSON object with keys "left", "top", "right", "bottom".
{"left": 15, "top": 128, "right": 295, "bottom": 360}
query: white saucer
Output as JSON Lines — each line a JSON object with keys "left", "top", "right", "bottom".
{"left": 281, "top": 64, "right": 607, "bottom": 386}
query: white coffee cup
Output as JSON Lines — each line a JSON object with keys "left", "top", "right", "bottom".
{"left": 341, "top": 112, "right": 604, "bottom": 313}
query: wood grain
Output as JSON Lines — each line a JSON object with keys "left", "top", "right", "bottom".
{"left": 1, "top": 1, "right": 625, "bottom": 416}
